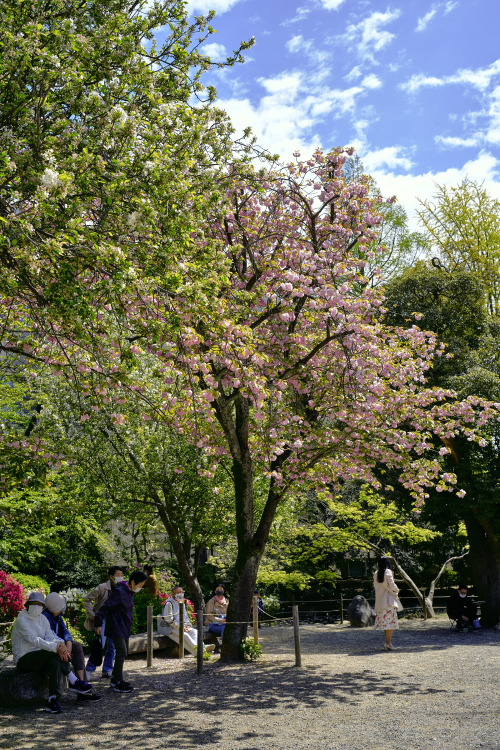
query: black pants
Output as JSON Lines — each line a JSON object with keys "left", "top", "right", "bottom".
{"left": 456, "top": 604, "right": 478, "bottom": 627}
{"left": 69, "top": 641, "right": 85, "bottom": 674}
{"left": 17, "top": 650, "right": 71, "bottom": 697}
{"left": 111, "top": 638, "right": 128, "bottom": 683}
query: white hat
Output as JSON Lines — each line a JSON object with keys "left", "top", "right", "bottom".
{"left": 44, "top": 592, "right": 66, "bottom": 614}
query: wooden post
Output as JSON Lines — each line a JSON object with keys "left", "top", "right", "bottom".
{"left": 292, "top": 604, "right": 302, "bottom": 668}
{"left": 339, "top": 588, "right": 344, "bottom": 624}
{"left": 178, "top": 600, "right": 184, "bottom": 658}
{"left": 197, "top": 609, "right": 204, "bottom": 675}
{"left": 252, "top": 594, "right": 259, "bottom": 645}
{"left": 146, "top": 605, "right": 153, "bottom": 668}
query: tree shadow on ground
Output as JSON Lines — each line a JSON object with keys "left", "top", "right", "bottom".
{"left": 270, "top": 622, "right": 500, "bottom": 657}
{"left": 0, "top": 660, "right": 460, "bottom": 750}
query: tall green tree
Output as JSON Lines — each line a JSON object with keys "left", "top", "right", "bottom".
{"left": 417, "top": 179, "right": 500, "bottom": 315}
{"left": 384, "top": 264, "right": 500, "bottom": 624}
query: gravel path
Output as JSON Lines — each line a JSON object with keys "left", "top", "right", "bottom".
{"left": 1, "top": 618, "right": 499, "bottom": 750}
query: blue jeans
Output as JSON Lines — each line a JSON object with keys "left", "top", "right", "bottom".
{"left": 86, "top": 618, "right": 116, "bottom": 673}
{"left": 208, "top": 622, "right": 225, "bottom": 637}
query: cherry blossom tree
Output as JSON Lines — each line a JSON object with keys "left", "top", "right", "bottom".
{"left": 31, "top": 147, "right": 496, "bottom": 659}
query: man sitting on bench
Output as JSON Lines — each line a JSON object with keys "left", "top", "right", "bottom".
{"left": 447, "top": 585, "right": 480, "bottom": 631}
{"left": 159, "top": 585, "right": 214, "bottom": 655}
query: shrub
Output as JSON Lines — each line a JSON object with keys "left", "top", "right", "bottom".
{"left": 240, "top": 637, "right": 262, "bottom": 662}
{"left": 12, "top": 573, "right": 50, "bottom": 594}
{"left": 261, "top": 594, "right": 281, "bottom": 615}
{"left": 0, "top": 571, "right": 25, "bottom": 623}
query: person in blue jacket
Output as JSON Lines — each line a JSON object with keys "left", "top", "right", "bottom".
{"left": 94, "top": 570, "right": 147, "bottom": 694}
{"left": 43, "top": 592, "right": 101, "bottom": 703}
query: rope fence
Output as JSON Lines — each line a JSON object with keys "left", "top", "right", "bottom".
{"left": 146, "top": 597, "right": 302, "bottom": 673}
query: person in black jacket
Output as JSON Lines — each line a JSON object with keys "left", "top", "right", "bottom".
{"left": 94, "top": 570, "right": 147, "bottom": 693}
{"left": 447, "top": 585, "right": 480, "bottom": 631}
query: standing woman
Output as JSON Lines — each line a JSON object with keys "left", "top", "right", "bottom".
{"left": 373, "top": 556, "right": 400, "bottom": 651}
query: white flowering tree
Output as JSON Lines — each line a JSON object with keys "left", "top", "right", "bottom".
{"left": 0, "top": 0, "right": 253, "bottom": 488}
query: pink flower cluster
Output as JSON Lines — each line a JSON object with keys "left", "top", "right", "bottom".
{"left": 0, "top": 571, "right": 25, "bottom": 621}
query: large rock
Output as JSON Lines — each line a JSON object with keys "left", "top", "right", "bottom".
{"left": 348, "top": 595, "right": 375, "bottom": 627}
{"left": 0, "top": 665, "right": 66, "bottom": 707}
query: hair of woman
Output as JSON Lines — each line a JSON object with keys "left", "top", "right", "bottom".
{"left": 377, "top": 556, "right": 392, "bottom": 583}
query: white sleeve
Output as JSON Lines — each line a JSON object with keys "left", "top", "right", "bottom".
{"left": 384, "top": 570, "right": 399, "bottom": 595}
{"left": 162, "top": 600, "right": 174, "bottom": 623}
{"left": 16, "top": 617, "right": 61, "bottom": 653}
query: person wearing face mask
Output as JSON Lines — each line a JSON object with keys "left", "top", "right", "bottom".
{"left": 447, "top": 585, "right": 481, "bottom": 631}
{"left": 158, "top": 586, "right": 214, "bottom": 655}
{"left": 11, "top": 592, "right": 92, "bottom": 713}
{"left": 94, "top": 570, "right": 148, "bottom": 693}
{"left": 83, "top": 565, "right": 124, "bottom": 679}
{"left": 205, "top": 585, "right": 228, "bottom": 652}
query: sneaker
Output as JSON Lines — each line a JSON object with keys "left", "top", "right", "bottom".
{"left": 45, "top": 697, "right": 62, "bottom": 713}
{"left": 77, "top": 692, "right": 103, "bottom": 703}
{"left": 68, "top": 679, "right": 92, "bottom": 695}
{"left": 101, "top": 671, "right": 111, "bottom": 679}
{"left": 113, "top": 681, "right": 133, "bottom": 693}
{"left": 204, "top": 644, "right": 215, "bottom": 653}
{"left": 110, "top": 676, "right": 117, "bottom": 687}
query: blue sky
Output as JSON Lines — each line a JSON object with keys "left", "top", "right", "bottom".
{"left": 181, "top": 0, "right": 500, "bottom": 229}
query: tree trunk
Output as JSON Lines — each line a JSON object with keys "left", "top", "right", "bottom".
{"left": 156, "top": 504, "right": 205, "bottom": 611}
{"left": 464, "top": 512, "right": 500, "bottom": 626}
{"left": 220, "top": 546, "right": 261, "bottom": 662}
{"left": 390, "top": 557, "right": 434, "bottom": 618}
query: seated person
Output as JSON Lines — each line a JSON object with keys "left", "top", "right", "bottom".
{"left": 205, "top": 584, "right": 228, "bottom": 642}
{"left": 159, "top": 585, "right": 214, "bottom": 655}
{"left": 447, "top": 584, "right": 480, "bottom": 631}
{"left": 11, "top": 592, "right": 93, "bottom": 714}
{"left": 42, "top": 592, "right": 101, "bottom": 703}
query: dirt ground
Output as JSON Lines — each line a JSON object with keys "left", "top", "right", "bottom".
{"left": 1, "top": 618, "right": 499, "bottom": 750}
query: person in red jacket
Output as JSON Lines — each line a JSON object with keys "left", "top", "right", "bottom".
{"left": 94, "top": 570, "right": 147, "bottom": 694}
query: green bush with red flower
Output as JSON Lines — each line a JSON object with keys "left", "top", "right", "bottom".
{"left": 0, "top": 570, "right": 25, "bottom": 623}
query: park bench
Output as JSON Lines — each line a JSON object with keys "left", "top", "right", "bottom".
{"left": 128, "top": 628, "right": 219, "bottom": 657}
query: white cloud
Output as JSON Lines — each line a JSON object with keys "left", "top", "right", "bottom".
{"left": 406, "top": 59, "right": 500, "bottom": 94}
{"left": 186, "top": 0, "right": 244, "bottom": 14}
{"left": 346, "top": 9, "right": 401, "bottom": 62}
{"left": 319, "top": 0, "right": 346, "bottom": 9}
{"left": 416, "top": 8, "right": 437, "bottom": 32}
{"left": 415, "top": 1, "right": 458, "bottom": 32}
{"left": 361, "top": 74, "right": 382, "bottom": 89}
{"left": 435, "top": 135, "right": 480, "bottom": 148}
{"left": 202, "top": 42, "right": 227, "bottom": 59}
{"left": 360, "top": 150, "right": 500, "bottom": 232}
{"left": 486, "top": 86, "right": 500, "bottom": 145}
{"left": 282, "top": 5, "right": 311, "bottom": 24}
{"left": 286, "top": 35, "right": 305, "bottom": 53}
{"left": 346, "top": 66, "right": 363, "bottom": 82}
{"left": 363, "top": 146, "right": 414, "bottom": 172}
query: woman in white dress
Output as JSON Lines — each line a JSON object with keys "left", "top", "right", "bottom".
{"left": 373, "top": 556, "right": 400, "bottom": 651}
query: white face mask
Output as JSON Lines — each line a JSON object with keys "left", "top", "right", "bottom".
{"left": 26, "top": 605, "right": 43, "bottom": 620}
{"left": 459, "top": 593, "right": 467, "bottom": 598}
{"left": 113, "top": 576, "right": 124, "bottom": 584}
{"left": 175, "top": 593, "right": 184, "bottom": 602}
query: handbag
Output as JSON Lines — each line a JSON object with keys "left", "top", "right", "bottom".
{"left": 88, "top": 634, "right": 103, "bottom": 667}
{"left": 395, "top": 596, "right": 404, "bottom": 613}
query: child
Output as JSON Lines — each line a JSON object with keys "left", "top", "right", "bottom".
{"left": 94, "top": 570, "right": 147, "bottom": 693}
